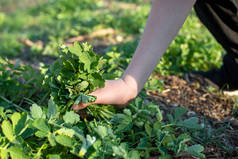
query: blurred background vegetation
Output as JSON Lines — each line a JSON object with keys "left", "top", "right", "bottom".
{"left": 0, "top": 0, "right": 225, "bottom": 76}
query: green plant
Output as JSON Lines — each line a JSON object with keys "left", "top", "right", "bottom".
{"left": 44, "top": 42, "right": 116, "bottom": 119}
{"left": 0, "top": 58, "right": 46, "bottom": 109}
{"left": 0, "top": 98, "right": 206, "bottom": 159}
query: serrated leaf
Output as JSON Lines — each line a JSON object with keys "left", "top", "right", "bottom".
{"left": 32, "top": 118, "right": 50, "bottom": 133}
{"left": 47, "top": 100, "right": 58, "bottom": 119}
{"left": 55, "top": 128, "right": 75, "bottom": 137}
{"left": 63, "top": 111, "right": 80, "bottom": 125}
{"left": 1, "top": 120, "right": 14, "bottom": 142}
{"left": 82, "top": 42, "right": 92, "bottom": 52}
{"left": 77, "top": 81, "right": 89, "bottom": 91}
{"left": 186, "top": 144, "right": 205, "bottom": 159}
{"left": 69, "top": 42, "right": 82, "bottom": 55}
{"left": 30, "top": 104, "right": 43, "bottom": 119}
{"left": 55, "top": 135, "right": 75, "bottom": 148}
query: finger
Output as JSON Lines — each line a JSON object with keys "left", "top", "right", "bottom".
{"left": 71, "top": 91, "right": 99, "bottom": 111}
{"left": 72, "top": 103, "right": 88, "bottom": 110}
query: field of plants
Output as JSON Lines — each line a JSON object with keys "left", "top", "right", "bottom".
{"left": 0, "top": 0, "right": 238, "bottom": 158}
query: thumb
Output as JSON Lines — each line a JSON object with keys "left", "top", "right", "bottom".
{"left": 72, "top": 92, "right": 100, "bottom": 110}
{"left": 72, "top": 102, "right": 90, "bottom": 110}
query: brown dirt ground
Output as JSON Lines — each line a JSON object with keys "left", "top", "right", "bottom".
{"left": 147, "top": 75, "right": 238, "bottom": 158}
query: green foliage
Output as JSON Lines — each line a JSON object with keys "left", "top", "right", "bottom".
{"left": 0, "top": 58, "right": 46, "bottom": 109}
{"left": 0, "top": 96, "right": 206, "bottom": 158}
{"left": 0, "top": 0, "right": 228, "bottom": 158}
{"left": 45, "top": 42, "right": 105, "bottom": 109}
{"left": 0, "top": 49, "right": 206, "bottom": 158}
{"left": 186, "top": 144, "right": 205, "bottom": 159}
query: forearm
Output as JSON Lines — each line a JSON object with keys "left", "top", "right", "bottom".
{"left": 122, "top": 0, "right": 196, "bottom": 94}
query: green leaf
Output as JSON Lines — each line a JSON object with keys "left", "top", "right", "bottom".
{"left": 79, "top": 51, "right": 91, "bottom": 71}
{"left": 69, "top": 42, "right": 82, "bottom": 55}
{"left": 186, "top": 144, "right": 205, "bottom": 159}
{"left": 10, "top": 113, "right": 21, "bottom": 130}
{"left": 114, "top": 114, "right": 133, "bottom": 133}
{"left": 145, "top": 123, "right": 152, "bottom": 137}
{"left": 128, "top": 150, "right": 140, "bottom": 159}
{"left": 47, "top": 100, "right": 58, "bottom": 119}
{"left": 8, "top": 146, "right": 30, "bottom": 159}
{"left": 79, "top": 135, "right": 96, "bottom": 157}
{"left": 123, "top": 109, "right": 132, "bottom": 116}
{"left": 74, "top": 94, "right": 96, "bottom": 105}
{"left": 1, "top": 120, "right": 14, "bottom": 142}
{"left": 63, "top": 111, "right": 80, "bottom": 125}
{"left": 177, "top": 134, "right": 191, "bottom": 153}
{"left": 112, "top": 143, "right": 128, "bottom": 158}
{"left": 77, "top": 81, "right": 89, "bottom": 91}
{"left": 156, "top": 108, "right": 163, "bottom": 122}
{"left": 55, "top": 128, "right": 75, "bottom": 137}
{"left": 174, "top": 106, "right": 186, "bottom": 121}
{"left": 0, "top": 149, "right": 8, "bottom": 159}
{"left": 180, "top": 117, "right": 202, "bottom": 130}
{"left": 11, "top": 112, "right": 27, "bottom": 136}
{"left": 55, "top": 135, "right": 76, "bottom": 148}
{"left": 35, "top": 131, "right": 48, "bottom": 138}
{"left": 49, "top": 154, "right": 61, "bottom": 159}
{"left": 159, "top": 154, "right": 172, "bottom": 159}
{"left": 48, "top": 133, "right": 56, "bottom": 146}
{"left": 89, "top": 73, "right": 105, "bottom": 88}
{"left": 95, "top": 126, "right": 107, "bottom": 139}
{"left": 32, "top": 118, "right": 50, "bottom": 133}
{"left": 30, "top": 104, "right": 43, "bottom": 119}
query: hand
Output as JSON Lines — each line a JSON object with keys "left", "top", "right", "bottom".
{"left": 72, "top": 78, "right": 138, "bottom": 110}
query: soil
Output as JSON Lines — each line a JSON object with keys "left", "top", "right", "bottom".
{"left": 147, "top": 75, "right": 238, "bottom": 158}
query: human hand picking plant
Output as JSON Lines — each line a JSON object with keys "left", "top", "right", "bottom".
{"left": 72, "top": 78, "right": 138, "bottom": 110}
{"left": 73, "top": 0, "right": 195, "bottom": 110}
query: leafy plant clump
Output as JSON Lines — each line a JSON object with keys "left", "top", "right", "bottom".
{"left": 45, "top": 42, "right": 111, "bottom": 116}
{"left": 0, "top": 42, "right": 206, "bottom": 158}
{"left": 0, "top": 98, "right": 205, "bottom": 159}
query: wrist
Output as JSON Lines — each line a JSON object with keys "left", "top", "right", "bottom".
{"left": 121, "top": 75, "right": 138, "bottom": 100}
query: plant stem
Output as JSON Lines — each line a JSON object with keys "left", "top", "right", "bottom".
{"left": 0, "top": 96, "right": 28, "bottom": 112}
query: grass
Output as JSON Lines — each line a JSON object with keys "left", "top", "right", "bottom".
{"left": 0, "top": 0, "right": 225, "bottom": 76}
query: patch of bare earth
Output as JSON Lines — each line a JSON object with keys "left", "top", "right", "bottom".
{"left": 147, "top": 75, "right": 238, "bottom": 158}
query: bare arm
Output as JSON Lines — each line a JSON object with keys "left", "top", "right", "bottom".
{"left": 73, "top": 0, "right": 196, "bottom": 110}
{"left": 123, "top": 0, "right": 196, "bottom": 94}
